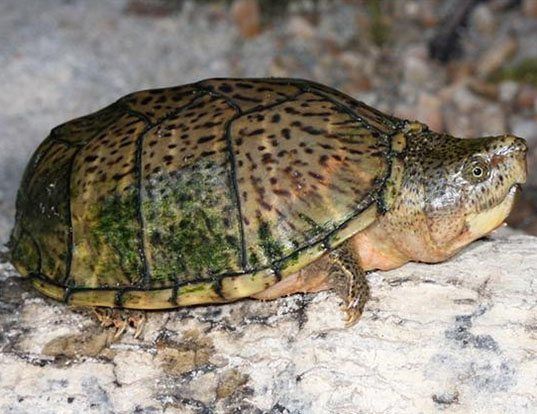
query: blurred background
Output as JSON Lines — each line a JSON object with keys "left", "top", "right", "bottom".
{"left": 0, "top": 0, "right": 536, "bottom": 245}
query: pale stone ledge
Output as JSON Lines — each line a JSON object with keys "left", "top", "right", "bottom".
{"left": 1, "top": 233, "right": 536, "bottom": 413}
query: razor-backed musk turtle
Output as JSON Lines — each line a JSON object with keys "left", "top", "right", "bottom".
{"left": 9, "top": 78, "right": 528, "bottom": 325}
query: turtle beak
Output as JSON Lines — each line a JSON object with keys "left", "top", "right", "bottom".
{"left": 492, "top": 135, "right": 528, "bottom": 185}
{"left": 508, "top": 136, "right": 528, "bottom": 184}
{"left": 463, "top": 135, "right": 528, "bottom": 241}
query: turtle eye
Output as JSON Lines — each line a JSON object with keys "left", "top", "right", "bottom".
{"left": 464, "top": 157, "right": 490, "bottom": 183}
{"left": 473, "top": 166, "right": 484, "bottom": 177}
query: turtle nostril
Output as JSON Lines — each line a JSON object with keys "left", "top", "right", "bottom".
{"left": 513, "top": 137, "right": 528, "bottom": 154}
{"left": 501, "top": 136, "right": 528, "bottom": 155}
{"left": 520, "top": 140, "right": 528, "bottom": 154}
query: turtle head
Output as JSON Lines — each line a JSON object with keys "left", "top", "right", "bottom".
{"left": 387, "top": 130, "right": 527, "bottom": 263}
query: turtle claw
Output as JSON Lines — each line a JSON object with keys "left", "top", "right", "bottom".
{"left": 343, "top": 307, "right": 362, "bottom": 327}
{"left": 128, "top": 312, "right": 146, "bottom": 339}
{"left": 343, "top": 292, "right": 367, "bottom": 327}
{"left": 114, "top": 319, "right": 128, "bottom": 339}
{"left": 92, "top": 308, "right": 146, "bottom": 339}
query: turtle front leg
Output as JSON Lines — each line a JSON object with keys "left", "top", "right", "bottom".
{"left": 328, "top": 240, "right": 370, "bottom": 327}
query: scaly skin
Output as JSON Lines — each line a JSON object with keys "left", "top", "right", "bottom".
{"left": 371, "top": 125, "right": 527, "bottom": 266}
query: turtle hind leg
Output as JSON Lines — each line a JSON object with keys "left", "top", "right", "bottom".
{"left": 92, "top": 308, "right": 146, "bottom": 339}
{"left": 328, "top": 240, "right": 370, "bottom": 327}
{"left": 250, "top": 257, "right": 331, "bottom": 300}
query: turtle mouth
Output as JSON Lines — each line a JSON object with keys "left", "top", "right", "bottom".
{"left": 464, "top": 184, "right": 519, "bottom": 242}
{"left": 502, "top": 183, "right": 520, "bottom": 203}
{"left": 510, "top": 183, "right": 522, "bottom": 206}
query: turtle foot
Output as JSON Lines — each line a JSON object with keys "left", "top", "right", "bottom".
{"left": 92, "top": 308, "right": 146, "bottom": 339}
{"left": 329, "top": 240, "right": 370, "bottom": 328}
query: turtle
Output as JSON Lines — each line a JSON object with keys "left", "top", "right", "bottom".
{"left": 9, "top": 78, "right": 528, "bottom": 328}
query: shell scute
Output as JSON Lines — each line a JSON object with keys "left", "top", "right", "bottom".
{"left": 121, "top": 84, "right": 202, "bottom": 123}
{"left": 198, "top": 78, "right": 302, "bottom": 112}
{"left": 232, "top": 92, "right": 390, "bottom": 268}
{"left": 69, "top": 112, "right": 147, "bottom": 288}
{"left": 50, "top": 103, "right": 122, "bottom": 145}
{"left": 140, "top": 93, "right": 242, "bottom": 286}
{"left": 302, "top": 80, "right": 399, "bottom": 134}
{"left": 12, "top": 139, "right": 76, "bottom": 283}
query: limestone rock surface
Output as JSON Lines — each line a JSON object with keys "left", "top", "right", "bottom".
{"left": 1, "top": 232, "right": 536, "bottom": 413}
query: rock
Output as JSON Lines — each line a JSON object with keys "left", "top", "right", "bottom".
{"left": 511, "top": 117, "right": 537, "bottom": 147}
{"left": 523, "top": 0, "right": 537, "bottom": 17}
{"left": 404, "top": 47, "right": 433, "bottom": 86}
{"left": 498, "top": 80, "right": 519, "bottom": 103}
{"left": 400, "top": 1, "right": 438, "bottom": 27}
{"left": 468, "top": 78, "right": 499, "bottom": 101}
{"left": 393, "top": 102, "right": 416, "bottom": 121}
{"left": 471, "top": 4, "right": 497, "bottom": 35}
{"left": 452, "top": 85, "right": 486, "bottom": 113}
{"left": 230, "top": 0, "right": 261, "bottom": 38}
{"left": 124, "top": 0, "right": 184, "bottom": 17}
{"left": 287, "top": 15, "right": 316, "bottom": 39}
{"left": 416, "top": 92, "right": 444, "bottom": 132}
{"left": 476, "top": 103, "right": 506, "bottom": 136}
{"left": 1, "top": 233, "right": 537, "bottom": 413}
{"left": 444, "top": 106, "right": 474, "bottom": 137}
{"left": 317, "top": 3, "right": 358, "bottom": 48}
{"left": 516, "top": 84, "right": 537, "bottom": 111}
{"left": 476, "top": 35, "right": 518, "bottom": 78}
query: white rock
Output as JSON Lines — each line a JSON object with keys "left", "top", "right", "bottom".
{"left": 416, "top": 92, "right": 444, "bottom": 132}
{"left": 471, "top": 4, "right": 497, "bottom": 35}
{"left": 287, "top": 16, "right": 316, "bottom": 39}
{"left": 511, "top": 117, "right": 537, "bottom": 146}
{"left": 523, "top": 0, "right": 537, "bottom": 17}
{"left": 230, "top": 0, "right": 261, "bottom": 38}
{"left": 452, "top": 85, "right": 486, "bottom": 112}
{"left": 1, "top": 234, "right": 537, "bottom": 413}
{"left": 404, "top": 54, "right": 432, "bottom": 86}
{"left": 476, "top": 104, "right": 506, "bottom": 136}
{"left": 498, "top": 80, "right": 520, "bottom": 103}
{"left": 477, "top": 35, "right": 518, "bottom": 78}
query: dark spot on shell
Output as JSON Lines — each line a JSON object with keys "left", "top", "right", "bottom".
{"left": 273, "top": 189, "right": 291, "bottom": 197}
{"left": 284, "top": 107, "right": 299, "bottom": 115}
{"left": 319, "top": 155, "right": 329, "bottom": 166}
{"left": 302, "top": 126, "right": 324, "bottom": 135}
{"left": 218, "top": 83, "right": 233, "bottom": 93}
{"left": 197, "top": 135, "right": 216, "bottom": 144}
{"left": 232, "top": 94, "right": 262, "bottom": 103}
{"left": 236, "top": 82, "right": 254, "bottom": 89}
{"left": 84, "top": 155, "right": 99, "bottom": 163}
{"left": 248, "top": 128, "right": 265, "bottom": 137}
{"left": 308, "top": 171, "right": 325, "bottom": 181}
{"left": 200, "top": 151, "right": 216, "bottom": 157}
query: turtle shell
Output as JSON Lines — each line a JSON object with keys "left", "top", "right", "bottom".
{"left": 10, "top": 78, "right": 406, "bottom": 308}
